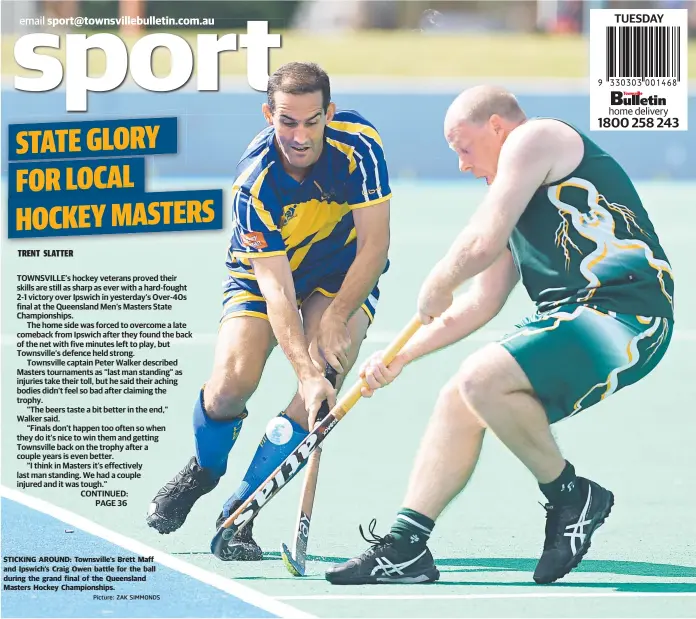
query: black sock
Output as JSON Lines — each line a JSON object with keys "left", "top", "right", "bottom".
{"left": 539, "top": 461, "right": 581, "bottom": 506}
{"left": 389, "top": 508, "right": 434, "bottom": 552}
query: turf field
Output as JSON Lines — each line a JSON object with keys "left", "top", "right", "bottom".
{"left": 2, "top": 180, "right": 695, "bottom": 618}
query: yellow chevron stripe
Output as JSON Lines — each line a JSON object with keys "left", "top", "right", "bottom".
{"left": 249, "top": 163, "right": 277, "bottom": 231}
{"left": 326, "top": 137, "right": 357, "bottom": 174}
{"left": 329, "top": 121, "right": 383, "bottom": 147}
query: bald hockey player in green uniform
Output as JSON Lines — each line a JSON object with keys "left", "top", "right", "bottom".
{"left": 326, "top": 85, "right": 674, "bottom": 586}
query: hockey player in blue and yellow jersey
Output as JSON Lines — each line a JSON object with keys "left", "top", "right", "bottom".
{"left": 223, "top": 101, "right": 389, "bottom": 326}
{"left": 146, "top": 62, "right": 392, "bottom": 560}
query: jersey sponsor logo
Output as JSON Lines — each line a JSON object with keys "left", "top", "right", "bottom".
{"left": 280, "top": 205, "right": 297, "bottom": 227}
{"left": 313, "top": 180, "right": 340, "bottom": 203}
{"left": 240, "top": 231, "right": 268, "bottom": 249}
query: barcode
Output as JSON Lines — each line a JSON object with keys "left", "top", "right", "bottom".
{"left": 605, "top": 26, "right": 681, "bottom": 81}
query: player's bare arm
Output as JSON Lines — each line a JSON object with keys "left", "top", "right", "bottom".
{"left": 318, "top": 200, "right": 390, "bottom": 372}
{"left": 404, "top": 249, "right": 518, "bottom": 361}
{"left": 251, "top": 254, "right": 336, "bottom": 417}
{"left": 360, "top": 250, "right": 519, "bottom": 397}
{"left": 417, "top": 121, "right": 562, "bottom": 324}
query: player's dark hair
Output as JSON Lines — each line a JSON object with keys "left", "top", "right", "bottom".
{"left": 267, "top": 62, "right": 331, "bottom": 113}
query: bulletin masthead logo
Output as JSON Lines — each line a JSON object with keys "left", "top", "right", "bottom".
{"left": 610, "top": 91, "right": 667, "bottom": 106}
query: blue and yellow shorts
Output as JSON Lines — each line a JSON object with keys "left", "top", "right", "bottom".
{"left": 499, "top": 304, "right": 673, "bottom": 424}
{"left": 220, "top": 274, "right": 380, "bottom": 325}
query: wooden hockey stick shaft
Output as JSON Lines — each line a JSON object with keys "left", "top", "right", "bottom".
{"left": 285, "top": 366, "right": 337, "bottom": 572}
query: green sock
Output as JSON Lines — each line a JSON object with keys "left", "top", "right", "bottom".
{"left": 390, "top": 508, "right": 435, "bottom": 551}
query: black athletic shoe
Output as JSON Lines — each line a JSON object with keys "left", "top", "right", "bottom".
{"left": 326, "top": 519, "right": 440, "bottom": 585}
{"left": 534, "top": 477, "right": 614, "bottom": 584}
{"left": 213, "top": 503, "right": 263, "bottom": 561}
{"left": 146, "top": 456, "right": 219, "bottom": 534}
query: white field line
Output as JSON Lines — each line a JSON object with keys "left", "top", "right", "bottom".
{"left": 0, "top": 486, "right": 316, "bottom": 619}
{"left": 276, "top": 592, "right": 696, "bottom": 602}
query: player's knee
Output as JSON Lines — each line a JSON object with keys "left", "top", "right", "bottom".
{"left": 439, "top": 378, "right": 486, "bottom": 429}
{"left": 203, "top": 370, "right": 260, "bottom": 420}
{"left": 456, "top": 357, "right": 495, "bottom": 413}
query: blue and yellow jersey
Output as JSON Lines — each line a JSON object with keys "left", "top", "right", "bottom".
{"left": 225, "top": 110, "right": 391, "bottom": 299}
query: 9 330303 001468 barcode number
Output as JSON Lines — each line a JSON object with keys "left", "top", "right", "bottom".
{"left": 599, "top": 78, "right": 679, "bottom": 87}
{"left": 597, "top": 117, "right": 680, "bottom": 128}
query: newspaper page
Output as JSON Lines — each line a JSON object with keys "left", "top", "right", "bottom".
{"left": 2, "top": 1, "right": 694, "bottom": 619}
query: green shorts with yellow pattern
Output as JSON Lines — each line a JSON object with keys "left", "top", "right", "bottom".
{"left": 499, "top": 304, "right": 673, "bottom": 424}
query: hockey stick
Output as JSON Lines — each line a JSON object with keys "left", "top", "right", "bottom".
{"left": 280, "top": 365, "right": 338, "bottom": 576}
{"left": 211, "top": 315, "right": 422, "bottom": 560}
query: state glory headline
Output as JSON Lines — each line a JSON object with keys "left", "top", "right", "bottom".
{"left": 7, "top": 117, "right": 223, "bottom": 238}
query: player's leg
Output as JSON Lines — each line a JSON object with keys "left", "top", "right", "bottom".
{"left": 327, "top": 306, "right": 672, "bottom": 585}
{"left": 434, "top": 307, "right": 670, "bottom": 584}
{"left": 147, "top": 312, "right": 275, "bottom": 535}
{"left": 327, "top": 324, "right": 583, "bottom": 585}
{"left": 326, "top": 311, "right": 585, "bottom": 585}
{"left": 198, "top": 315, "right": 275, "bottom": 473}
{"left": 400, "top": 380, "right": 486, "bottom": 518}
{"left": 327, "top": 308, "right": 596, "bottom": 585}
{"left": 457, "top": 343, "right": 567, "bottom": 483}
{"left": 453, "top": 312, "right": 616, "bottom": 583}
{"left": 325, "top": 374, "right": 484, "bottom": 585}
{"left": 219, "top": 288, "right": 373, "bottom": 560}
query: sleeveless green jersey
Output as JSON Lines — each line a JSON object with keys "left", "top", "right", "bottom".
{"left": 508, "top": 119, "right": 674, "bottom": 320}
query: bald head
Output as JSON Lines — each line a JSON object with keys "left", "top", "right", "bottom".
{"left": 445, "top": 85, "right": 526, "bottom": 130}
{"left": 443, "top": 86, "right": 527, "bottom": 184}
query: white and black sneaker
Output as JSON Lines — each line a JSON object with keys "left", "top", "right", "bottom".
{"left": 326, "top": 519, "right": 440, "bottom": 585}
{"left": 146, "top": 457, "right": 219, "bottom": 534}
{"left": 534, "top": 477, "right": 614, "bottom": 584}
{"left": 213, "top": 502, "right": 263, "bottom": 561}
